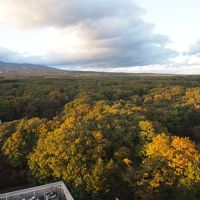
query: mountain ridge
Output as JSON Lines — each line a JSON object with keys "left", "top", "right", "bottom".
{"left": 0, "top": 61, "right": 180, "bottom": 77}
{"left": 0, "top": 61, "right": 64, "bottom": 76}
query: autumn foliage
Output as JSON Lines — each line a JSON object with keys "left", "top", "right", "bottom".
{"left": 0, "top": 76, "right": 200, "bottom": 199}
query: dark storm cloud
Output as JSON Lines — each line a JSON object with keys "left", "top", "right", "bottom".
{"left": 0, "top": 0, "right": 177, "bottom": 68}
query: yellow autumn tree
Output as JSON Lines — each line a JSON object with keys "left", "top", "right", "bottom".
{"left": 136, "top": 120, "right": 155, "bottom": 157}
{"left": 2, "top": 118, "right": 46, "bottom": 167}
{"left": 137, "top": 134, "right": 200, "bottom": 199}
{"left": 184, "top": 88, "right": 200, "bottom": 109}
{"left": 28, "top": 99, "right": 145, "bottom": 199}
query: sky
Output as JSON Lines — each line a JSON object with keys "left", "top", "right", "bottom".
{"left": 0, "top": 0, "right": 200, "bottom": 74}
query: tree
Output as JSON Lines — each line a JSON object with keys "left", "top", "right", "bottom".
{"left": 136, "top": 120, "right": 155, "bottom": 157}
{"left": 28, "top": 99, "right": 145, "bottom": 199}
{"left": 2, "top": 118, "right": 46, "bottom": 167}
{"left": 184, "top": 88, "right": 200, "bottom": 109}
{"left": 137, "top": 134, "right": 200, "bottom": 199}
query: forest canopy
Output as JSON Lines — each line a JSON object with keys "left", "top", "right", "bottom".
{"left": 0, "top": 75, "right": 200, "bottom": 200}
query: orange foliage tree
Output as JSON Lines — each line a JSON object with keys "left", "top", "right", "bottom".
{"left": 137, "top": 134, "right": 200, "bottom": 199}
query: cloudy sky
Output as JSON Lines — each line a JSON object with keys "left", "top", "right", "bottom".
{"left": 0, "top": 0, "right": 200, "bottom": 74}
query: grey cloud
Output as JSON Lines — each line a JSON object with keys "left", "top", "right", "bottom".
{"left": 0, "top": 47, "right": 51, "bottom": 65}
{"left": 0, "top": 0, "right": 142, "bottom": 28}
{"left": 53, "top": 16, "right": 177, "bottom": 68}
{"left": 186, "top": 41, "right": 200, "bottom": 56}
{"left": 0, "top": 0, "right": 177, "bottom": 68}
{"left": 0, "top": 47, "right": 22, "bottom": 62}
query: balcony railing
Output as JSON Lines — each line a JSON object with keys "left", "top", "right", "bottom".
{"left": 0, "top": 182, "right": 74, "bottom": 200}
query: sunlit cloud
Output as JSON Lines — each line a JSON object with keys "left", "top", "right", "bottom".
{"left": 0, "top": 0, "right": 177, "bottom": 70}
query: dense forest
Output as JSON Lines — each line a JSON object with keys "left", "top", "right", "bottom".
{"left": 0, "top": 74, "right": 200, "bottom": 200}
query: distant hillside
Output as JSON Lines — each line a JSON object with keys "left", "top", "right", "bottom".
{"left": 0, "top": 61, "right": 64, "bottom": 77}
{"left": 0, "top": 61, "right": 179, "bottom": 78}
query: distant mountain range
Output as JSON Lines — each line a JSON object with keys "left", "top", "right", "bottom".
{"left": 0, "top": 61, "right": 63, "bottom": 76}
{"left": 0, "top": 61, "right": 179, "bottom": 77}
{"left": 0, "top": 61, "right": 55, "bottom": 70}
